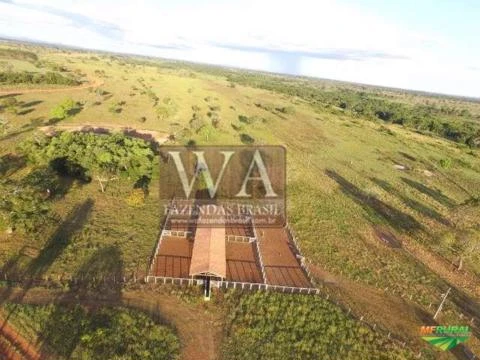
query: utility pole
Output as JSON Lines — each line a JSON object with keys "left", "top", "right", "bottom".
{"left": 434, "top": 287, "right": 451, "bottom": 320}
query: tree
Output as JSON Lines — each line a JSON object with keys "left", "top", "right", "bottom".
{"left": 456, "top": 230, "right": 480, "bottom": 271}
{"left": 95, "top": 172, "right": 118, "bottom": 193}
{"left": 189, "top": 112, "right": 205, "bottom": 132}
{"left": 22, "top": 166, "right": 61, "bottom": 195}
{"left": 0, "top": 183, "right": 51, "bottom": 233}
{"left": 439, "top": 158, "right": 452, "bottom": 169}
{"left": 20, "top": 132, "right": 155, "bottom": 193}
{"left": 0, "top": 97, "right": 18, "bottom": 122}
{"left": 50, "top": 98, "right": 78, "bottom": 120}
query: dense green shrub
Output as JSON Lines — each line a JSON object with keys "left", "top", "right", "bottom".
{"left": 22, "top": 166, "right": 61, "bottom": 194}
{"left": 189, "top": 112, "right": 206, "bottom": 132}
{"left": 240, "top": 133, "right": 255, "bottom": 144}
{"left": 20, "top": 132, "right": 155, "bottom": 186}
{"left": 238, "top": 115, "right": 254, "bottom": 124}
{"left": 0, "top": 181, "right": 52, "bottom": 232}
{"left": 439, "top": 158, "right": 452, "bottom": 169}
{"left": 0, "top": 71, "right": 79, "bottom": 86}
{"left": 50, "top": 98, "right": 79, "bottom": 119}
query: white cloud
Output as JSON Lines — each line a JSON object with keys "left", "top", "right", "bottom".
{"left": 0, "top": 0, "right": 479, "bottom": 97}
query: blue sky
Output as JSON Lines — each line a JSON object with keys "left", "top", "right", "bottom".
{"left": 0, "top": 0, "right": 479, "bottom": 97}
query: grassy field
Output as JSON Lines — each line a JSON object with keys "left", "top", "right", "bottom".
{"left": 1, "top": 302, "right": 180, "bottom": 359}
{"left": 0, "top": 40, "right": 479, "bottom": 358}
{"left": 220, "top": 290, "right": 417, "bottom": 360}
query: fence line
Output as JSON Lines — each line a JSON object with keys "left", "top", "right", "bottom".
{"left": 284, "top": 224, "right": 411, "bottom": 351}
{"left": 144, "top": 275, "right": 203, "bottom": 286}
{"left": 226, "top": 235, "right": 254, "bottom": 243}
{"left": 144, "top": 276, "right": 319, "bottom": 295}
{"left": 214, "top": 280, "right": 319, "bottom": 295}
{"left": 162, "top": 230, "right": 191, "bottom": 238}
{"left": 285, "top": 223, "right": 317, "bottom": 287}
{"left": 282, "top": 223, "right": 456, "bottom": 358}
{"left": 148, "top": 208, "right": 173, "bottom": 275}
{"left": 2, "top": 271, "right": 476, "bottom": 358}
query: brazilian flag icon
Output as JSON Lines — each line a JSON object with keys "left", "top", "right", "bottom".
{"left": 422, "top": 336, "right": 470, "bottom": 351}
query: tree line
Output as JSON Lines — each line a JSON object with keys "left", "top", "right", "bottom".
{"left": 224, "top": 73, "right": 480, "bottom": 148}
{"left": 0, "top": 71, "right": 79, "bottom": 86}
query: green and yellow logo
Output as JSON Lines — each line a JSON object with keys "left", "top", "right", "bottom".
{"left": 420, "top": 326, "right": 471, "bottom": 351}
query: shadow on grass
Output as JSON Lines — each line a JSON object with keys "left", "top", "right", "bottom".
{"left": 17, "top": 108, "right": 35, "bottom": 116}
{"left": 24, "top": 199, "right": 94, "bottom": 283}
{"left": 398, "top": 151, "right": 417, "bottom": 162}
{"left": 20, "top": 100, "right": 43, "bottom": 108}
{"left": 371, "top": 178, "right": 451, "bottom": 226}
{"left": 240, "top": 133, "right": 255, "bottom": 144}
{"left": 0, "top": 153, "right": 26, "bottom": 176}
{"left": 0, "top": 94, "right": 21, "bottom": 100}
{"left": 325, "top": 169, "right": 424, "bottom": 234}
{"left": 401, "top": 177, "right": 455, "bottom": 208}
{"left": 449, "top": 286, "right": 480, "bottom": 340}
{"left": 46, "top": 104, "right": 84, "bottom": 125}
{"left": 0, "top": 199, "right": 95, "bottom": 355}
{"left": 67, "top": 106, "right": 83, "bottom": 117}
{"left": 0, "top": 199, "right": 95, "bottom": 305}
{"left": 0, "top": 127, "right": 35, "bottom": 141}
{"left": 20, "top": 117, "right": 45, "bottom": 128}
{"left": 71, "top": 246, "right": 124, "bottom": 301}
{"left": 37, "top": 245, "right": 124, "bottom": 358}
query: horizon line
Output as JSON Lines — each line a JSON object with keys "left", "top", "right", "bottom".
{"left": 1, "top": 35, "right": 479, "bottom": 102}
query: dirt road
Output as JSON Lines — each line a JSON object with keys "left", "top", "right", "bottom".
{"left": 0, "top": 311, "right": 43, "bottom": 360}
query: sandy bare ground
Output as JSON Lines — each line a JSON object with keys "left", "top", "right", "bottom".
{"left": 39, "top": 124, "right": 169, "bottom": 145}
{"left": 0, "top": 288, "right": 222, "bottom": 360}
{"left": 0, "top": 77, "right": 104, "bottom": 96}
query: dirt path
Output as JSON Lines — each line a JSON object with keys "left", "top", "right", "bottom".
{"left": 0, "top": 288, "right": 222, "bottom": 360}
{"left": 0, "top": 311, "right": 43, "bottom": 360}
{"left": 310, "top": 264, "right": 432, "bottom": 339}
{"left": 123, "top": 291, "right": 222, "bottom": 360}
{"left": 402, "top": 240, "right": 480, "bottom": 299}
{"left": 310, "top": 264, "right": 479, "bottom": 359}
{"left": 0, "top": 77, "right": 104, "bottom": 96}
